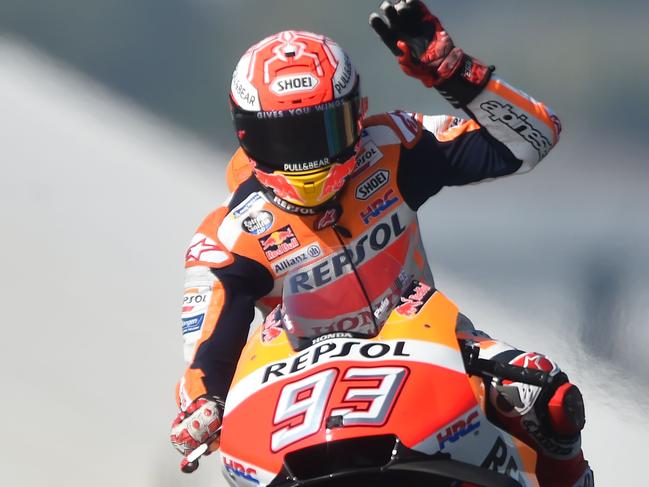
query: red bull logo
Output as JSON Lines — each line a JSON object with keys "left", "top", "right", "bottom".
{"left": 253, "top": 167, "right": 305, "bottom": 203}
{"left": 258, "top": 225, "right": 300, "bottom": 260}
{"left": 320, "top": 158, "right": 355, "bottom": 199}
{"left": 395, "top": 281, "right": 434, "bottom": 317}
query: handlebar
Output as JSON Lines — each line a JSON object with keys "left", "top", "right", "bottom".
{"left": 462, "top": 345, "right": 555, "bottom": 387}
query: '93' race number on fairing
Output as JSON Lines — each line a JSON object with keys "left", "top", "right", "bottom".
{"left": 271, "top": 366, "right": 408, "bottom": 451}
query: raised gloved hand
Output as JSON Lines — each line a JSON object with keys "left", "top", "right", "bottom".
{"left": 170, "top": 396, "right": 224, "bottom": 473}
{"left": 369, "top": 0, "right": 492, "bottom": 106}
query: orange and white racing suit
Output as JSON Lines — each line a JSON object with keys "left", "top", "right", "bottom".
{"left": 176, "top": 76, "right": 590, "bottom": 485}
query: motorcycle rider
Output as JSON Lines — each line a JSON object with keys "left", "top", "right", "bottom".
{"left": 170, "top": 1, "right": 592, "bottom": 485}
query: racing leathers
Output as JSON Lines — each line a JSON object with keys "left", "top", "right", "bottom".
{"left": 175, "top": 76, "right": 590, "bottom": 485}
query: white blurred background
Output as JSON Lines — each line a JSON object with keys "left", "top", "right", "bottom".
{"left": 1, "top": 1, "right": 647, "bottom": 485}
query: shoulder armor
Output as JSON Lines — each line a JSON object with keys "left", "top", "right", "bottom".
{"left": 363, "top": 110, "right": 423, "bottom": 149}
{"left": 421, "top": 114, "right": 481, "bottom": 142}
{"left": 185, "top": 207, "right": 234, "bottom": 269}
{"left": 226, "top": 148, "right": 253, "bottom": 192}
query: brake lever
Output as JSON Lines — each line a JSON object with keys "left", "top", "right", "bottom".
{"left": 462, "top": 344, "right": 553, "bottom": 387}
{"left": 180, "top": 443, "right": 209, "bottom": 473}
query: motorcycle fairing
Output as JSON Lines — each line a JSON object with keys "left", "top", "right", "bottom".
{"left": 220, "top": 289, "right": 538, "bottom": 486}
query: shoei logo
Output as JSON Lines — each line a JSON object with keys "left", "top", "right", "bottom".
{"left": 271, "top": 73, "right": 319, "bottom": 95}
{"left": 355, "top": 169, "right": 390, "bottom": 200}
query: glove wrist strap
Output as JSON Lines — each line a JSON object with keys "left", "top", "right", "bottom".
{"left": 436, "top": 54, "right": 495, "bottom": 108}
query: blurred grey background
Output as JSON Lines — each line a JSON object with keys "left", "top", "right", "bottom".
{"left": 1, "top": 1, "right": 647, "bottom": 485}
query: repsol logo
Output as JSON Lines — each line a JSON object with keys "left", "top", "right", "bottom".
{"left": 271, "top": 195, "right": 318, "bottom": 215}
{"left": 354, "top": 142, "right": 383, "bottom": 172}
{"left": 288, "top": 212, "right": 406, "bottom": 292}
{"left": 183, "top": 294, "right": 206, "bottom": 305}
{"left": 355, "top": 169, "right": 390, "bottom": 200}
{"left": 481, "top": 436, "right": 522, "bottom": 483}
{"left": 480, "top": 100, "right": 552, "bottom": 158}
{"left": 271, "top": 74, "right": 319, "bottom": 95}
{"left": 262, "top": 340, "right": 410, "bottom": 384}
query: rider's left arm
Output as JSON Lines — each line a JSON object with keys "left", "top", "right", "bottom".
{"left": 395, "top": 93, "right": 559, "bottom": 211}
{"left": 372, "top": 1, "right": 561, "bottom": 210}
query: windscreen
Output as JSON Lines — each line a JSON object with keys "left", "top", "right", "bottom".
{"left": 281, "top": 247, "right": 410, "bottom": 340}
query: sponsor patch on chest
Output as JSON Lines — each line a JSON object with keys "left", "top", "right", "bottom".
{"left": 354, "top": 141, "right": 384, "bottom": 173}
{"left": 272, "top": 243, "right": 323, "bottom": 276}
{"left": 355, "top": 169, "right": 390, "bottom": 200}
{"left": 258, "top": 225, "right": 300, "bottom": 260}
{"left": 241, "top": 210, "right": 274, "bottom": 235}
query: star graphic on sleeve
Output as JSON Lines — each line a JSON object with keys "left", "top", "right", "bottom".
{"left": 185, "top": 237, "right": 221, "bottom": 262}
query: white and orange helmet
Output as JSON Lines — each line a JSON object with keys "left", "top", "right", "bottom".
{"left": 230, "top": 31, "right": 364, "bottom": 209}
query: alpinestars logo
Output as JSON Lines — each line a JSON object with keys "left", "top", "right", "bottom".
{"left": 480, "top": 100, "right": 552, "bottom": 158}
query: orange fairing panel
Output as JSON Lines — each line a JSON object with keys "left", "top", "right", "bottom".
{"left": 221, "top": 349, "right": 477, "bottom": 475}
{"left": 221, "top": 292, "right": 479, "bottom": 476}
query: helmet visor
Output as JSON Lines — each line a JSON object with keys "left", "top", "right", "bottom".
{"left": 232, "top": 93, "right": 362, "bottom": 171}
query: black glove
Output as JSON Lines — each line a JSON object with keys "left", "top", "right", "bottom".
{"left": 370, "top": 0, "right": 493, "bottom": 106}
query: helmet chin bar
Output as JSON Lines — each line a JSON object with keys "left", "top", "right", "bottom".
{"left": 261, "top": 184, "right": 338, "bottom": 216}
{"left": 251, "top": 152, "right": 357, "bottom": 211}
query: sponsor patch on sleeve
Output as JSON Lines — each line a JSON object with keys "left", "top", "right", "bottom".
{"left": 182, "top": 314, "right": 205, "bottom": 335}
{"left": 182, "top": 287, "right": 211, "bottom": 316}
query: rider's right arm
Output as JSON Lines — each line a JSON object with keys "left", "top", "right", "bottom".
{"left": 177, "top": 209, "right": 274, "bottom": 410}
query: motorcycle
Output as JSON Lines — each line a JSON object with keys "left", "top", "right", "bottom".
{"left": 199, "top": 248, "right": 555, "bottom": 486}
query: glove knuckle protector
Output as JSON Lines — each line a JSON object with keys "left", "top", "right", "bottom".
{"left": 370, "top": 0, "right": 494, "bottom": 106}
